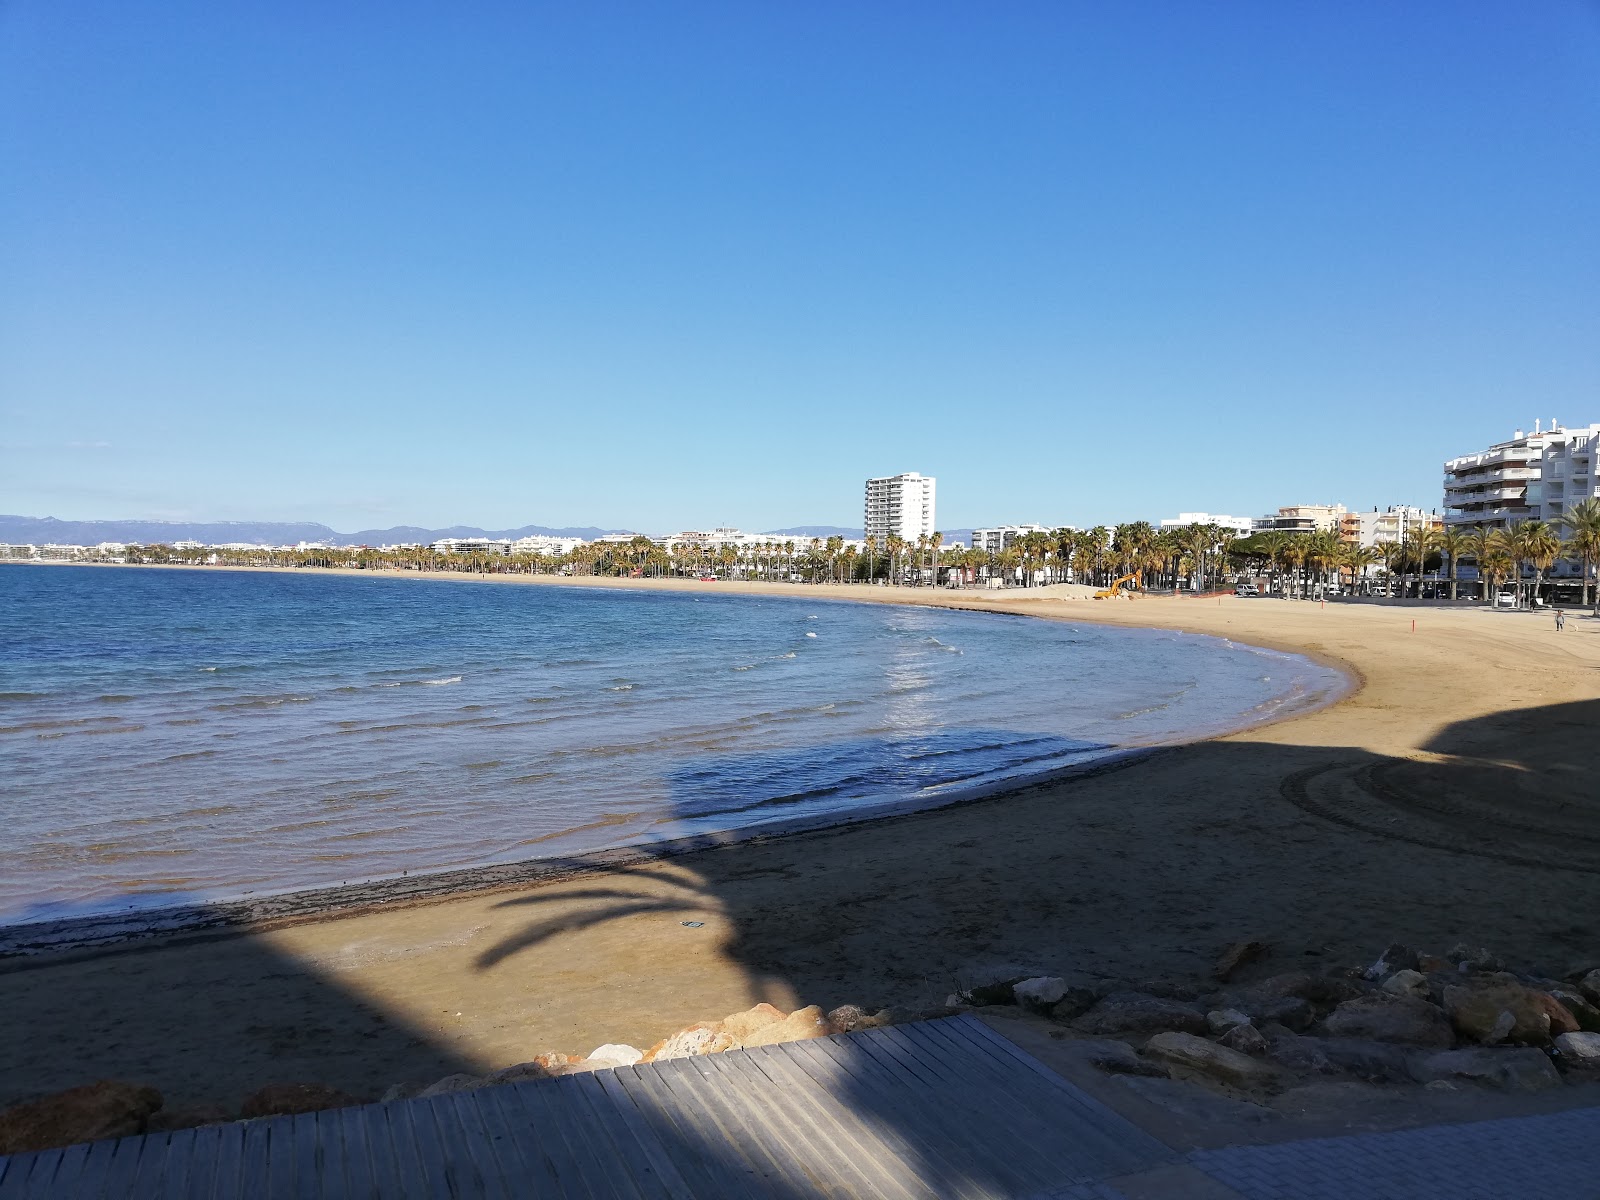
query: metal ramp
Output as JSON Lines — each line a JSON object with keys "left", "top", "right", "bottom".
{"left": 0, "top": 1015, "right": 1175, "bottom": 1198}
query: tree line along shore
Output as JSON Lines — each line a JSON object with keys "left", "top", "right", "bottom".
{"left": 14, "top": 501, "right": 1600, "bottom": 607}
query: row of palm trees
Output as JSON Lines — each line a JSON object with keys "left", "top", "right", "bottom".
{"left": 97, "top": 498, "right": 1600, "bottom": 607}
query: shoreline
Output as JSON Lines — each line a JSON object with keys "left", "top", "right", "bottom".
{"left": 0, "top": 564, "right": 1350, "bottom": 954}
{"left": 4, "top": 568, "right": 1598, "bottom": 1108}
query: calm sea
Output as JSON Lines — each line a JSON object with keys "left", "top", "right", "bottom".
{"left": 0, "top": 565, "right": 1344, "bottom": 924}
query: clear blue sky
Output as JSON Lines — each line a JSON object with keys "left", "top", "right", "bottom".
{"left": 3, "top": 2, "right": 1597, "bottom": 533}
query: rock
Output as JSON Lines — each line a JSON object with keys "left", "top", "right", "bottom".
{"left": 0, "top": 1081, "right": 164, "bottom": 1154}
{"left": 1213, "top": 940, "right": 1269, "bottom": 983}
{"left": 642, "top": 1022, "right": 738, "bottom": 1062}
{"left": 1554, "top": 1031, "right": 1600, "bottom": 1074}
{"left": 585, "top": 1044, "right": 644, "bottom": 1069}
{"left": 414, "top": 1074, "right": 485, "bottom": 1099}
{"left": 1047, "top": 988, "right": 1101, "bottom": 1022}
{"left": 1448, "top": 944, "right": 1503, "bottom": 974}
{"left": 1262, "top": 1026, "right": 1335, "bottom": 1075}
{"left": 1243, "top": 972, "right": 1363, "bottom": 1006}
{"left": 379, "top": 1083, "right": 421, "bottom": 1103}
{"left": 1579, "top": 970, "right": 1600, "bottom": 1006}
{"left": 1534, "top": 993, "right": 1581, "bottom": 1037}
{"left": 1411, "top": 1048, "right": 1562, "bottom": 1092}
{"left": 1309, "top": 1038, "right": 1415, "bottom": 1083}
{"left": 485, "top": 1057, "right": 574, "bottom": 1085}
{"left": 1206, "top": 1009, "right": 1252, "bottom": 1035}
{"left": 1219, "top": 1025, "right": 1269, "bottom": 1056}
{"left": 1417, "top": 953, "right": 1451, "bottom": 974}
{"left": 146, "top": 1102, "right": 232, "bottom": 1133}
{"left": 1012, "top": 977, "right": 1069, "bottom": 1012}
{"left": 1318, "top": 994, "right": 1453, "bottom": 1047}
{"left": 1547, "top": 988, "right": 1600, "bottom": 1033}
{"left": 240, "top": 1082, "right": 362, "bottom": 1117}
{"left": 738, "top": 1005, "right": 832, "bottom": 1049}
{"left": 1072, "top": 992, "right": 1207, "bottom": 1038}
{"left": 959, "top": 978, "right": 1025, "bottom": 1006}
{"left": 1054, "top": 1037, "right": 1167, "bottom": 1077}
{"left": 1443, "top": 980, "right": 1552, "bottom": 1045}
{"left": 1143, "top": 1032, "right": 1285, "bottom": 1092}
{"left": 720, "top": 1003, "right": 788, "bottom": 1043}
{"left": 1363, "top": 943, "right": 1420, "bottom": 981}
{"left": 1381, "top": 970, "right": 1429, "bottom": 1000}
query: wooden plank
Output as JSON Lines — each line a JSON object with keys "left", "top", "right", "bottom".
{"left": 325, "top": 1104, "right": 373, "bottom": 1200}
{"left": 236, "top": 1114, "right": 274, "bottom": 1198}
{"left": 504, "top": 1077, "right": 607, "bottom": 1199}
{"left": 858, "top": 1026, "right": 1067, "bottom": 1190}
{"left": 478, "top": 1085, "right": 565, "bottom": 1196}
{"left": 437, "top": 1089, "right": 512, "bottom": 1200}
{"left": 562, "top": 1073, "right": 674, "bottom": 1200}
{"left": 0, "top": 1146, "right": 60, "bottom": 1200}
{"left": 406, "top": 1096, "right": 481, "bottom": 1199}
{"left": 790, "top": 1035, "right": 1000, "bottom": 1200}
{"left": 542, "top": 1076, "right": 644, "bottom": 1200}
{"left": 655, "top": 1057, "right": 804, "bottom": 1198}
{"left": 589, "top": 1068, "right": 699, "bottom": 1200}
{"left": 376, "top": 1093, "right": 437, "bottom": 1197}
{"left": 612, "top": 1063, "right": 754, "bottom": 1198}
{"left": 71, "top": 1138, "right": 120, "bottom": 1199}
{"left": 697, "top": 1047, "right": 867, "bottom": 1200}
{"left": 736, "top": 1045, "right": 924, "bottom": 1200}
{"left": 205, "top": 1116, "right": 247, "bottom": 1198}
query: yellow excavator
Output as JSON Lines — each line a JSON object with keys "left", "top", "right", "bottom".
{"left": 1094, "top": 571, "right": 1140, "bottom": 600}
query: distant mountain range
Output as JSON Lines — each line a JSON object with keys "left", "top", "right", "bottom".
{"left": 2, "top": 515, "right": 980, "bottom": 548}
{"left": 0, "top": 516, "right": 626, "bottom": 548}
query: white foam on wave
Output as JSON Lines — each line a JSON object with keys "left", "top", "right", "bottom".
{"left": 805, "top": 632, "right": 817, "bottom": 638}
{"left": 422, "top": 676, "right": 463, "bottom": 686}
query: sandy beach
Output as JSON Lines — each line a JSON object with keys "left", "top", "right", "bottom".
{"left": 4, "top": 570, "right": 1599, "bottom": 1108}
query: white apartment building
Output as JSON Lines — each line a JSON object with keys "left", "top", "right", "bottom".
{"left": 510, "top": 535, "right": 585, "bottom": 556}
{"left": 1339, "top": 506, "right": 1442, "bottom": 549}
{"left": 1253, "top": 504, "right": 1347, "bottom": 534}
{"left": 970, "top": 524, "right": 1054, "bottom": 554}
{"left": 430, "top": 537, "right": 513, "bottom": 555}
{"left": 1443, "top": 421, "right": 1600, "bottom": 529}
{"left": 864, "top": 473, "right": 937, "bottom": 543}
{"left": 1158, "top": 512, "right": 1256, "bottom": 535}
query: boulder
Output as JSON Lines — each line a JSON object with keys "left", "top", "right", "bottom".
{"left": 738, "top": 1005, "right": 832, "bottom": 1049}
{"left": 1143, "top": 1032, "right": 1285, "bottom": 1092}
{"left": 1411, "top": 1048, "right": 1562, "bottom": 1092}
{"left": 1363, "top": 943, "right": 1420, "bottom": 982}
{"left": 1318, "top": 994, "right": 1453, "bottom": 1047}
{"left": 379, "top": 1083, "right": 421, "bottom": 1103}
{"left": 1072, "top": 992, "right": 1207, "bottom": 1038}
{"left": 1056, "top": 1037, "right": 1167, "bottom": 1077}
{"left": 485, "top": 1056, "right": 582, "bottom": 1085}
{"left": 642, "top": 1023, "right": 738, "bottom": 1062}
{"left": 1048, "top": 988, "right": 1101, "bottom": 1022}
{"left": 1579, "top": 969, "right": 1600, "bottom": 1006}
{"left": 241, "top": 1082, "right": 362, "bottom": 1117}
{"left": 1237, "top": 972, "right": 1363, "bottom": 1007}
{"left": 1206, "top": 1009, "right": 1253, "bottom": 1036}
{"left": 1381, "top": 970, "right": 1429, "bottom": 1000}
{"left": 959, "top": 978, "right": 1025, "bottom": 1006}
{"left": 414, "top": 1074, "right": 485, "bottom": 1099}
{"left": 1448, "top": 944, "right": 1503, "bottom": 974}
{"left": 1547, "top": 988, "right": 1600, "bottom": 1033}
{"left": 1262, "top": 1026, "right": 1335, "bottom": 1075}
{"left": 1012, "top": 977, "right": 1069, "bottom": 1012}
{"left": 1213, "top": 940, "right": 1269, "bottom": 983}
{"left": 1554, "top": 1032, "right": 1600, "bottom": 1075}
{"left": 585, "top": 1044, "right": 644, "bottom": 1069}
{"left": 1218, "top": 1025, "right": 1269, "bottom": 1057}
{"left": 1306, "top": 1038, "right": 1415, "bottom": 1083}
{"left": 1417, "top": 953, "right": 1451, "bottom": 974}
{"left": 1534, "top": 993, "right": 1581, "bottom": 1037}
{"left": 0, "top": 1081, "right": 164, "bottom": 1154}
{"left": 720, "top": 1003, "right": 788, "bottom": 1043}
{"left": 1442, "top": 980, "right": 1552, "bottom": 1045}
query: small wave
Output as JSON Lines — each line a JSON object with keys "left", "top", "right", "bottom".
{"left": 779, "top": 652, "right": 796, "bottom": 659}
{"left": 200, "top": 667, "right": 219, "bottom": 673}
{"left": 607, "top": 684, "right": 635, "bottom": 692}
{"left": 805, "top": 632, "right": 817, "bottom": 638}
{"left": 422, "top": 676, "right": 462, "bottom": 686}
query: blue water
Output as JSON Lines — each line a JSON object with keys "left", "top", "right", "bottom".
{"left": 0, "top": 565, "right": 1344, "bottom": 924}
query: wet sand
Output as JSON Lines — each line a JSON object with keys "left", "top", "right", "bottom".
{"left": 4, "top": 573, "right": 1599, "bottom": 1107}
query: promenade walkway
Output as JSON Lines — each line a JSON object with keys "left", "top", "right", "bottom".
{"left": 1, "top": 1014, "right": 1596, "bottom": 1198}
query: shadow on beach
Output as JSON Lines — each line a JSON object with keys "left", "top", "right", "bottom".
{"left": 4, "top": 699, "right": 1600, "bottom": 1189}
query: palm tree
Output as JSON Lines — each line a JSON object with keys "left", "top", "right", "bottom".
{"left": 1401, "top": 524, "right": 1437, "bottom": 600}
{"left": 1435, "top": 525, "right": 1469, "bottom": 602}
{"left": 1558, "top": 498, "right": 1600, "bottom": 611}
{"left": 1511, "top": 519, "right": 1561, "bottom": 608}
{"left": 1339, "top": 545, "right": 1381, "bottom": 595}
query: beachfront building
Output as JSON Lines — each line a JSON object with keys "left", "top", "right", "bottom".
{"left": 1158, "top": 512, "right": 1255, "bottom": 535}
{"left": 864, "top": 473, "right": 937, "bottom": 543}
{"left": 970, "top": 524, "right": 1054, "bottom": 554}
{"left": 1339, "top": 507, "right": 1442, "bottom": 548}
{"left": 430, "top": 537, "right": 513, "bottom": 555}
{"left": 1253, "top": 504, "right": 1347, "bottom": 534}
{"left": 511, "top": 535, "right": 585, "bottom": 556}
{"left": 1443, "top": 421, "right": 1600, "bottom": 529}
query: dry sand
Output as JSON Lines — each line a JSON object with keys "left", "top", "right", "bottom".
{"left": 4, "top": 571, "right": 1600, "bottom": 1107}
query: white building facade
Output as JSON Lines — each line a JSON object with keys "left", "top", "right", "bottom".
{"left": 970, "top": 524, "right": 1053, "bottom": 554}
{"left": 1158, "top": 513, "right": 1256, "bottom": 535}
{"left": 864, "top": 473, "right": 937, "bottom": 543}
{"left": 1443, "top": 422, "right": 1600, "bottom": 529}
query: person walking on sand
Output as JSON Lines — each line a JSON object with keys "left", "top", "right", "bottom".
{"left": 1555, "top": 609, "right": 1566, "bottom": 632}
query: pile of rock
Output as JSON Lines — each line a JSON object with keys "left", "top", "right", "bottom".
{"left": 949, "top": 942, "right": 1600, "bottom": 1098}
{"left": 0, "top": 1001, "right": 900, "bottom": 1155}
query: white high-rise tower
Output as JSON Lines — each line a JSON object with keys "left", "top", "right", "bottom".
{"left": 864, "top": 472, "right": 937, "bottom": 542}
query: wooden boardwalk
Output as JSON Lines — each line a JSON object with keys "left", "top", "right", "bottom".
{"left": 0, "top": 1016, "right": 1174, "bottom": 1198}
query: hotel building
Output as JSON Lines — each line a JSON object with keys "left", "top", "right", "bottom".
{"left": 864, "top": 473, "right": 937, "bottom": 543}
{"left": 1339, "top": 507, "right": 1442, "bottom": 549}
{"left": 1443, "top": 422, "right": 1600, "bottom": 529}
{"left": 970, "top": 524, "right": 1054, "bottom": 554}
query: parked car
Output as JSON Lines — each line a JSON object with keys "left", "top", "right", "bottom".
{"left": 1234, "top": 583, "right": 1260, "bottom": 597}
{"left": 1494, "top": 591, "right": 1516, "bottom": 607}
